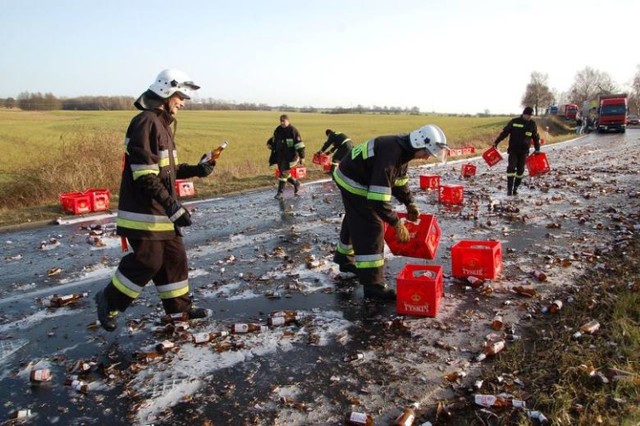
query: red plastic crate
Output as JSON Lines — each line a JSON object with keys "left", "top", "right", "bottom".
{"left": 275, "top": 165, "right": 307, "bottom": 179}
{"left": 482, "top": 147, "right": 503, "bottom": 167}
{"left": 175, "top": 179, "right": 196, "bottom": 197}
{"left": 438, "top": 184, "right": 464, "bottom": 204}
{"left": 384, "top": 213, "right": 441, "bottom": 259}
{"left": 396, "top": 264, "right": 443, "bottom": 317}
{"left": 87, "top": 188, "right": 111, "bottom": 212}
{"left": 526, "top": 152, "right": 551, "bottom": 176}
{"left": 419, "top": 175, "right": 440, "bottom": 190}
{"left": 59, "top": 192, "right": 92, "bottom": 215}
{"left": 451, "top": 240, "right": 503, "bottom": 280}
{"left": 461, "top": 163, "right": 477, "bottom": 178}
{"left": 323, "top": 163, "right": 332, "bottom": 173}
{"left": 312, "top": 153, "right": 331, "bottom": 167}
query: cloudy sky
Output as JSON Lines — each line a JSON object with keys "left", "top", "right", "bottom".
{"left": 1, "top": 0, "right": 638, "bottom": 114}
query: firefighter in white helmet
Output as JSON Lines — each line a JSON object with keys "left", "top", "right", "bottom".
{"left": 332, "top": 124, "right": 448, "bottom": 300}
{"left": 94, "top": 69, "right": 216, "bottom": 331}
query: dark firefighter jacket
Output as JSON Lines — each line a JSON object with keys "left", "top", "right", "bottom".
{"left": 268, "top": 125, "right": 305, "bottom": 169}
{"left": 116, "top": 108, "right": 210, "bottom": 240}
{"left": 333, "top": 135, "right": 415, "bottom": 226}
{"left": 494, "top": 115, "right": 541, "bottom": 153}
{"left": 320, "top": 131, "right": 351, "bottom": 153}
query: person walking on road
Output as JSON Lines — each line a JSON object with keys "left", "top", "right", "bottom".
{"left": 493, "top": 106, "right": 541, "bottom": 196}
{"left": 268, "top": 114, "right": 305, "bottom": 200}
{"left": 95, "top": 69, "right": 217, "bottom": 332}
{"left": 316, "top": 129, "right": 353, "bottom": 173}
{"left": 575, "top": 113, "right": 584, "bottom": 135}
{"left": 332, "top": 124, "right": 449, "bottom": 301}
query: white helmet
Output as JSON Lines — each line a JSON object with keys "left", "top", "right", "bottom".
{"left": 409, "top": 124, "right": 449, "bottom": 162}
{"left": 148, "top": 69, "right": 200, "bottom": 99}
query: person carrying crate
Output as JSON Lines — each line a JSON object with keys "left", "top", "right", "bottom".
{"left": 268, "top": 114, "right": 305, "bottom": 200}
{"left": 315, "top": 129, "right": 353, "bottom": 173}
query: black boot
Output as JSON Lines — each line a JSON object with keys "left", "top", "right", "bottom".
{"left": 95, "top": 289, "right": 118, "bottom": 332}
{"left": 363, "top": 283, "right": 396, "bottom": 301}
{"left": 506, "top": 176, "right": 515, "bottom": 196}
{"left": 274, "top": 181, "right": 285, "bottom": 200}
{"left": 288, "top": 177, "right": 301, "bottom": 196}
{"left": 513, "top": 177, "right": 522, "bottom": 196}
{"left": 339, "top": 263, "right": 358, "bottom": 274}
{"left": 187, "top": 307, "right": 210, "bottom": 319}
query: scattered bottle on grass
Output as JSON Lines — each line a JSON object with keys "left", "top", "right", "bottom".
{"left": 580, "top": 320, "right": 600, "bottom": 334}
{"left": 491, "top": 315, "right": 503, "bottom": 331}
{"left": 549, "top": 300, "right": 563, "bottom": 313}
{"left": 343, "top": 352, "right": 364, "bottom": 362}
{"left": 476, "top": 339, "right": 505, "bottom": 361}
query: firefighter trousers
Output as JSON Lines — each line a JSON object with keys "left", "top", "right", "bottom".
{"left": 334, "top": 188, "right": 385, "bottom": 286}
{"left": 506, "top": 150, "right": 528, "bottom": 193}
{"left": 103, "top": 237, "right": 191, "bottom": 315}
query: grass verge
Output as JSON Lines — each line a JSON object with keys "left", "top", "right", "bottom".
{"left": 439, "top": 235, "right": 640, "bottom": 425}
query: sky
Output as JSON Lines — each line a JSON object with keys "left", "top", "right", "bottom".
{"left": 1, "top": 0, "right": 639, "bottom": 115}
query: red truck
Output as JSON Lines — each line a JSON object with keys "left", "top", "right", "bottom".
{"left": 559, "top": 104, "right": 579, "bottom": 120}
{"left": 597, "top": 94, "right": 628, "bottom": 133}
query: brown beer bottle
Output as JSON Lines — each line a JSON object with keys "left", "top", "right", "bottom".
{"left": 211, "top": 141, "right": 229, "bottom": 161}
{"left": 42, "top": 292, "right": 89, "bottom": 307}
{"left": 532, "top": 270, "right": 547, "bottom": 282}
{"left": 393, "top": 402, "right": 419, "bottom": 426}
{"left": 345, "top": 411, "right": 374, "bottom": 425}
{"left": 231, "top": 323, "right": 268, "bottom": 334}
{"left": 161, "top": 312, "right": 189, "bottom": 324}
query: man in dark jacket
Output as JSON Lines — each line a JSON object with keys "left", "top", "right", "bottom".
{"left": 493, "top": 106, "right": 541, "bottom": 196}
{"left": 333, "top": 124, "right": 448, "bottom": 300}
{"left": 94, "top": 69, "right": 216, "bottom": 332}
{"left": 316, "top": 129, "right": 353, "bottom": 173}
{"left": 268, "top": 114, "right": 305, "bottom": 200}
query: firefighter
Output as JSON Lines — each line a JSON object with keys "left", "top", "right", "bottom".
{"left": 94, "top": 69, "right": 216, "bottom": 332}
{"left": 493, "top": 106, "right": 541, "bottom": 196}
{"left": 268, "top": 114, "right": 305, "bottom": 200}
{"left": 333, "top": 124, "right": 449, "bottom": 300}
{"left": 316, "top": 129, "right": 353, "bottom": 173}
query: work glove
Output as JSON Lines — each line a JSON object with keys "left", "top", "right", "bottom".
{"left": 406, "top": 203, "right": 420, "bottom": 222}
{"left": 315, "top": 151, "right": 322, "bottom": 156}
{"left": 533, "top": 150, "right": 542, "bottom": 155}
{"left": 164, "top": 201, "right": 192, "bottom": 227}
{"left": 394, "top": 221, "right": 410, "bottom": 243}
{"left": 197, "top": 153, "right": 216, "bottom": 177}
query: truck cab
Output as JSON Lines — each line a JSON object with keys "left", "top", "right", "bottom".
{"left": 597, "top": 94, "right": 628, "bottom": 133}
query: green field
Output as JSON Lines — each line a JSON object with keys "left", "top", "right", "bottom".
{"left": 0, "top": 109, "right": 567, "bottom": 226}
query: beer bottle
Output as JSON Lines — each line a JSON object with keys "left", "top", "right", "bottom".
{"left": 343, "top": 352, "right": 364, "bottom": 362}
{"left": 135, "top": 351, "right": 162, "bottom": 362}
{"left": 491, "top": 315, "right": 503, "bottom": 331}
{"left": 532, "top": 270, "right": 547, "bottom": 282}
{"left": 30, "top": 368, "right": 52, "bottom": 383}
{"left": 467, "top": 276, "right": 485, "bottom": 288}
{"left": 345, "top": 411, "right": 374, "bottom": 426}
{"left": 231, "top": 323, "right": 268, "bottom": 334}
{"left": 42, "top": 292, "right": 89, "bottom": 307}
{"left": 270, "top": 310, "right": 300, "bottom": 318}
{"left": 580, "top": 320, "right": 600, "bottom": 334}
{"left": 161, "top": 312, "right": 189, "bottom": 324}
{"left": 155, "top": 340, "right": 175, "bottom": 353}
{"left": 393, "top": 402, "right": 419, "bottom": 426}
{"left": 549, "top": 300, "right": 563, "bottom": 313}
{"left": 267, "top": 315, "right": 301, "bottom": 327}
{"left": 211, "top": 141, "right": 229, "bottom": 161}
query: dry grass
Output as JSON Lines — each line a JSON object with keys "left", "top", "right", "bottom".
{"left": 0, "top": 128, "right": 122, "bottom": 209}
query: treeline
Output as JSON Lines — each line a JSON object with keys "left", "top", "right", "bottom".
{"left": 0, "top": 92, "right": 423, "bottom": 115}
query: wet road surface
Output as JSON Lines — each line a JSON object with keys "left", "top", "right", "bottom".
{"left": 1, "top": 129, "right": 639, "bottom": 424}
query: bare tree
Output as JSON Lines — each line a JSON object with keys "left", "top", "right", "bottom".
{"left": 568, "top": 67, "right": 620, "bottom": 106}
{"left": 521, "top": 72, "right": 554, "bottom": 115}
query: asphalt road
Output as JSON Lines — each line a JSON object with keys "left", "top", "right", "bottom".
{"left": 1, "top": 128, "right": 639, "bottom": 425}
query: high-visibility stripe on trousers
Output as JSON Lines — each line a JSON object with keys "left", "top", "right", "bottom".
{"left": 103, "top": 236, "right": 191, "bottom": 314}
{"left": 336, "top": 186, "right": 385, "bottom": 286}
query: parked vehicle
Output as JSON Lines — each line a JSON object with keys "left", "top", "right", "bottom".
{"left": 559, "top": 104, "right": 579, "bottom": 120}
{"left": 626, "top": 114, "right": 639, "bottom": 126}
{"left": 597, "top": 94, "right": 628, "bottom": 133}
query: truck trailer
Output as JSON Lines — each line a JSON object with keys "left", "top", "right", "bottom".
{"left": 597, "top": 94, "right": 627, "bottom": 133}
